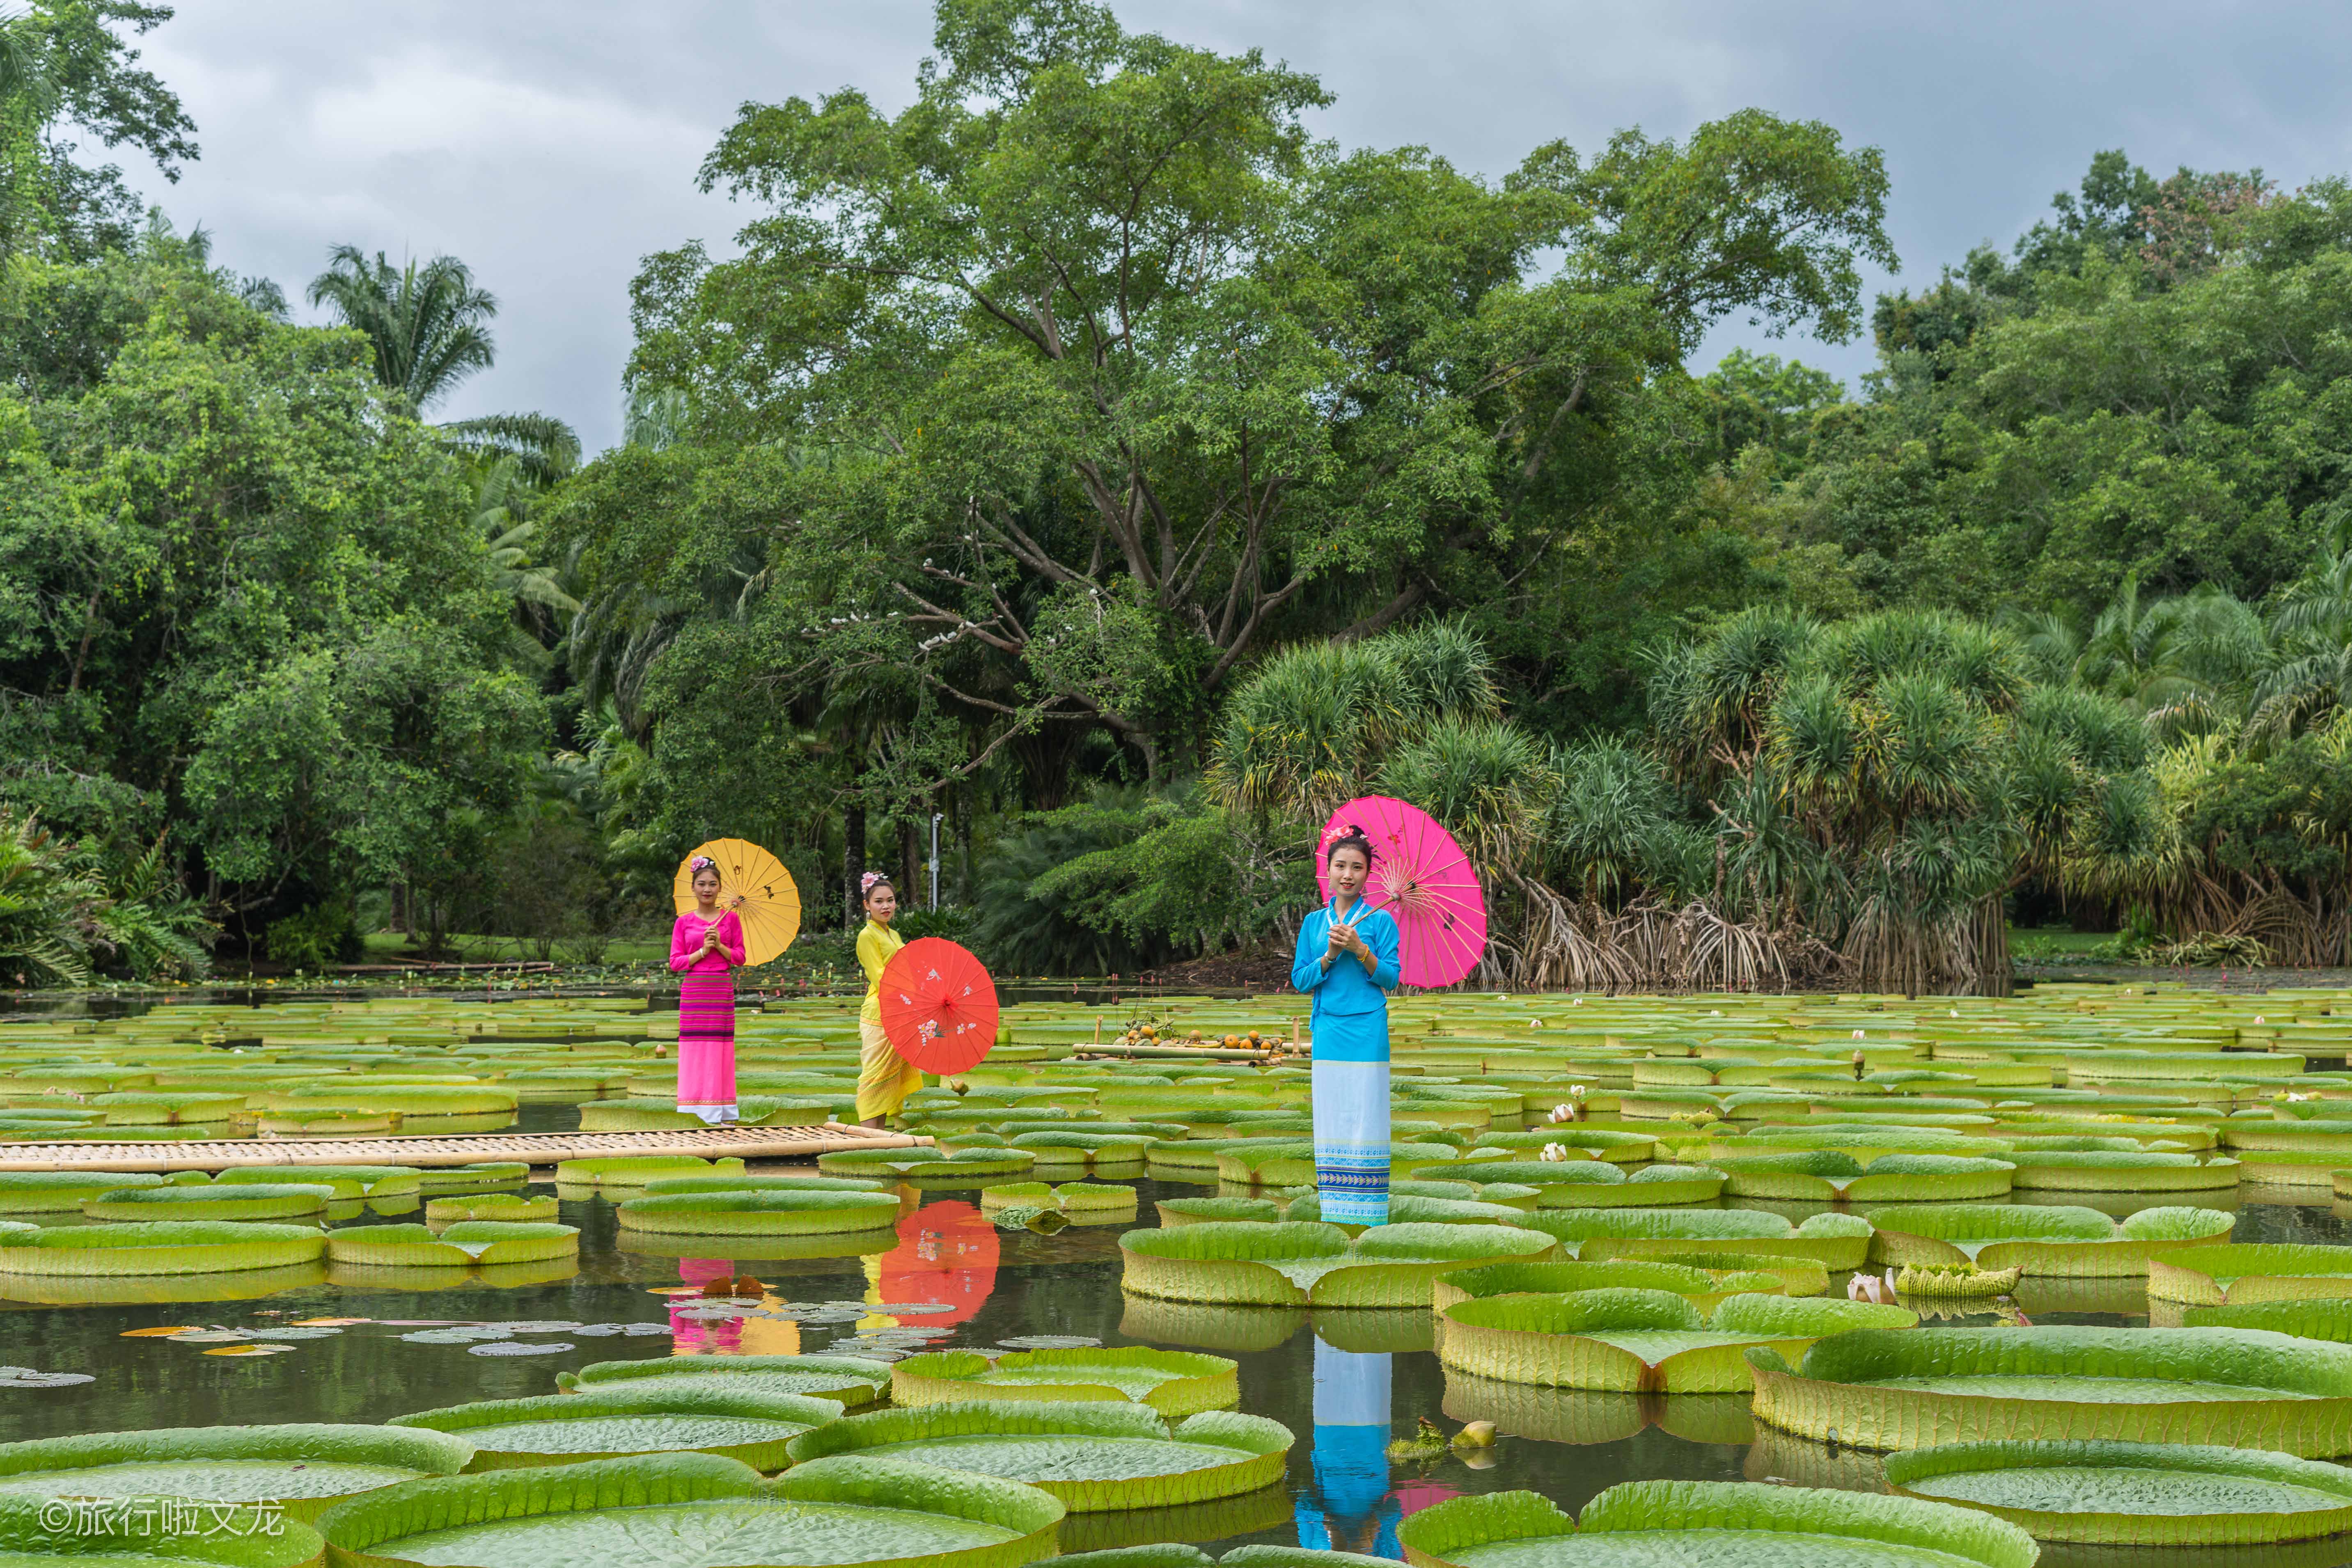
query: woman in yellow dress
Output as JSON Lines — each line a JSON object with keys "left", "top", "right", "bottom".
{"left": 855, "top": 871, "right": 922, "bottom": 1126}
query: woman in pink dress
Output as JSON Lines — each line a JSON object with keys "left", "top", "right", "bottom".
{"left": 669, "top": 856, "right": 745, "bottom": 1124}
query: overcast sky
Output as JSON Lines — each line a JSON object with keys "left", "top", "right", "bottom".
{"left": 119, "top": 1, "right": 2352, "bottom": 453}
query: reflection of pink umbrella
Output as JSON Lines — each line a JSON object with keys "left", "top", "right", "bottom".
{"left": 1316, "top": 796, "right": 1486, "bottom": 988}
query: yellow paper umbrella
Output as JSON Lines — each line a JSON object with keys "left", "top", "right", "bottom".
{"left": 673, "top": 839, "right": 800, "bottom": 966}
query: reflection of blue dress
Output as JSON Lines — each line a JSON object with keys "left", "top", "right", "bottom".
{"left": 1292, "top": 901, "right": 1400, "bottom": 1226}
{"left": 1297, "top": 1339, "right": 1398, "bottom": 1557}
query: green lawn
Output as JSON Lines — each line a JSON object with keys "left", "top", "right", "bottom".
{"left": 2008, "top": 926, "right": 2117, "bottom": 963}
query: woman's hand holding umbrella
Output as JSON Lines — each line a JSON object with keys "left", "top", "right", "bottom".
{"left": 1324, "top": 912, "right": 1375, "bottom": 972}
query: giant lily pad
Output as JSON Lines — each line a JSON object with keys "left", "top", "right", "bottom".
{"left": 552, "top": 1156, "right": 747, "bottom": 1190}
{"left": 616, "top": 1189, "right": 905, "bottom": 1236}
{"left": 1864, "top": 1204, "right": 2234, "bottom": 1277}
{"left": 1532, "top": 1210, "right": 1874, "bottom": 1271}
{"left": 424, "top": 1193, "right": 557, "bottom": 1226}
{"left": 1394, "top": 1480, "right": 2036, "bottom": 1568}
{"left": 1006, "top": 1131, "right": 1160, "bottom": 1169}
{"left": 0, "top": 1172, "right": 169, "bottom": 1213}
{"left": 0, "top": 1423, "right": 473, "bottom": 1523}
{"left": 1475, "top": 1130, "right": 1657, "bottom": 1164}
{"left": 2002, "top": 1151, "right": 2241, "bottom": 1191}
{"left": 2180, "top": 1301, "right": 2352, "bottom": 1343}
{"left": 558, "top": 1355, "right": 892, "bottom": 1408}
{"left": 783, "top": 1401, "right": 1290, "bottom": 1513}
{"left": 0, "top": 1221, "right": 325, "bottom": 1276}
{"left": 1451, "top": 1162, "right": 1727, "bottom": 1208}
{"left": 417, "top": 1162, "right": 530, "bottom": 1193}
{"left": 1155, "top": 1197, "right": 1281, "bottom": 1228}
{"left": 1120, "top": 1222, "right": 1557, "bottom": 1308}
{"left": 0, "top": 1492, "right": 324, "bottom": 1568}
{"left": 389, "top": 1385, "right": 843, "bottom": 1471}
{"left": 980, "top": 1183, "right": 1139, "bottom": 1222}
{"left": 82, "top": 1183, "right": 337, "bottom": 1222}
{"left": 1706, "top": 1151, "right": 2016, "bottom": 1203}
{"left": 1438, "top": 1289, "right": 1916, "bottom": 1392}
{"left": 325, "top": 1222, "right": 578, "bottom": 1268}
{"left": 215, "top": 1165, "right": 424, "bottom": 1199}
{"left": 640, "top": 1175, "right": 892, "bottom": 1196}
{"left": 818, "top": 1148, "right": 1037, "bottom": 1182}
{"left": 1280, "top": 1193, "right": 1530, "bottom": 1226}
{"left": 1431, "top": 1260, "right": 1790, "bottom": 1318}
{"left": 1715, "top": 1126, "right": 2013, "bottom": 1162}
{"left": 89, "top": 1090, "right": 245, "bottom": 1124}
{"left": 1883, "top": 1438, "right": 2352, "bottom": 1545}
{"left": 1747, "top": 1326, "right": 2352, "bottom": 1456}
{"left": 1639, "top": 1250, "right": 1833, "bottom": 1296}
{"left": 2147, "top": 1244, "right": 2352, "bottom": 1305}
{"left": 272, "top": 1084, "right": 517, "bottom": 1116}
{"left": 315, "top": 1451, "right": 1063, "bottom": 1568}
{"left": 890, "top": 1348, "right": 1237, "bottom": 1417}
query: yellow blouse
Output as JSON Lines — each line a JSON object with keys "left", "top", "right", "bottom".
{"left": 857, "top": 919, "right": 904, "bottom": 1026}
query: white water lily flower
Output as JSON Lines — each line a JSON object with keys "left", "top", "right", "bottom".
{"left": 1539, "top": 1143, "right": 1569, "bottom": 1162}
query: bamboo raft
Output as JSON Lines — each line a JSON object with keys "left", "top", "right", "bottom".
{"left": 0, "top": 1122, "right": 927, "bottom": 1175}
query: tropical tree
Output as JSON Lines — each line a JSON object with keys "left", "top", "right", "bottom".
{"left": 0, "top": 811, "right": 210, "bottom": 985}
{"left": 603, "top": 0, "right": 1893, "bottom": 779}
{"left": 469, "top": 456, "right": 582, "bottom": 650}
{"left": 0, "top": 229, "right": 548, "bottom": 954}
{"left": 2249, "top": 511, "right": 2352, "bottom": 739}
{"left": 305, "top": 245, "right": 496, "bottom": 413}
{"left": 1644, "top": 609, "right": 2160, "bottom": 992}
{"left": 306, "top": 243, "right": 582, "bottom": 480}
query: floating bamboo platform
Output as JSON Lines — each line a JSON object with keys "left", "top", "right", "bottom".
{"left": 0, "top": 1122, "right": 927, "bottom": 1175}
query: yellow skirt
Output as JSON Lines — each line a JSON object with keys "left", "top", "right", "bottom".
{"left": 857, "top": 1018, "right": 923, "bottom": 1121}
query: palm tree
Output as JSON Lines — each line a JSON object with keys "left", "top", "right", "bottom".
{"left": 307, "top": 244, "right": 580, "bottom": 481}
{"left": 2007, "top": 578, "right": 2265, "bottom": 736}
{"left": 306, "top": 245, "right": 497, "bottom": 413}
{"left": 2249, "top": 511, "right": 2352, "bottom": 739}
{"left": 470, "top": 456, "right": 582, "bottom": 650}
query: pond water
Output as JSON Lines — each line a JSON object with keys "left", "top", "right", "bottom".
{"left": 2, "top": 1144, "right": 2345, "bottom": 1561}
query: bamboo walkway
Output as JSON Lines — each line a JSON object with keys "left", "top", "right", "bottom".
{"left": 0, "top": 1122, "right": 927, "bottom": 1175}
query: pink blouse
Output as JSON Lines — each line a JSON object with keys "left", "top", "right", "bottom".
{"left": 669, "top": 910, "right": 745, "bottom": 974}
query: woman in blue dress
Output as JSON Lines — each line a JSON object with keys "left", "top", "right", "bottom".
{"left": 1291, "top": 825, "right": 1402, "bottom": 1226}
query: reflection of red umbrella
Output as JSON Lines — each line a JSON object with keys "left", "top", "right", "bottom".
{"left": 1316, "top": 796, "right": 1486, "bottom": 988}
{"left": 876, "top": 1199, "right": 998, "bottom": 1327}
{"left": 880, "top": 938, "right": 999, "bottom": 1074}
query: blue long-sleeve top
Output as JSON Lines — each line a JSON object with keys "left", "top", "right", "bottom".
{"left": 1291, "top": 899, "right": 1401, "bottom": 1022}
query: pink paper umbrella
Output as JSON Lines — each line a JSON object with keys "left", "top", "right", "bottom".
{"left": 1317, "top": 795, "right": 1487, "bottom": 988}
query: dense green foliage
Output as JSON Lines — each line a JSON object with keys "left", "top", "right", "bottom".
{"left": 7, "top": 0, "right": 2352, "bottom": 987}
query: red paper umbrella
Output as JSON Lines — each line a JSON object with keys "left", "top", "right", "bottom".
{"left": 879, "top": 938, "right": 1000, "bottom": 1075}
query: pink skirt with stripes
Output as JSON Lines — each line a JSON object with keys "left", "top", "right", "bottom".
{"left": 677, "top": 976, "right": 737, "bottom": 1116}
